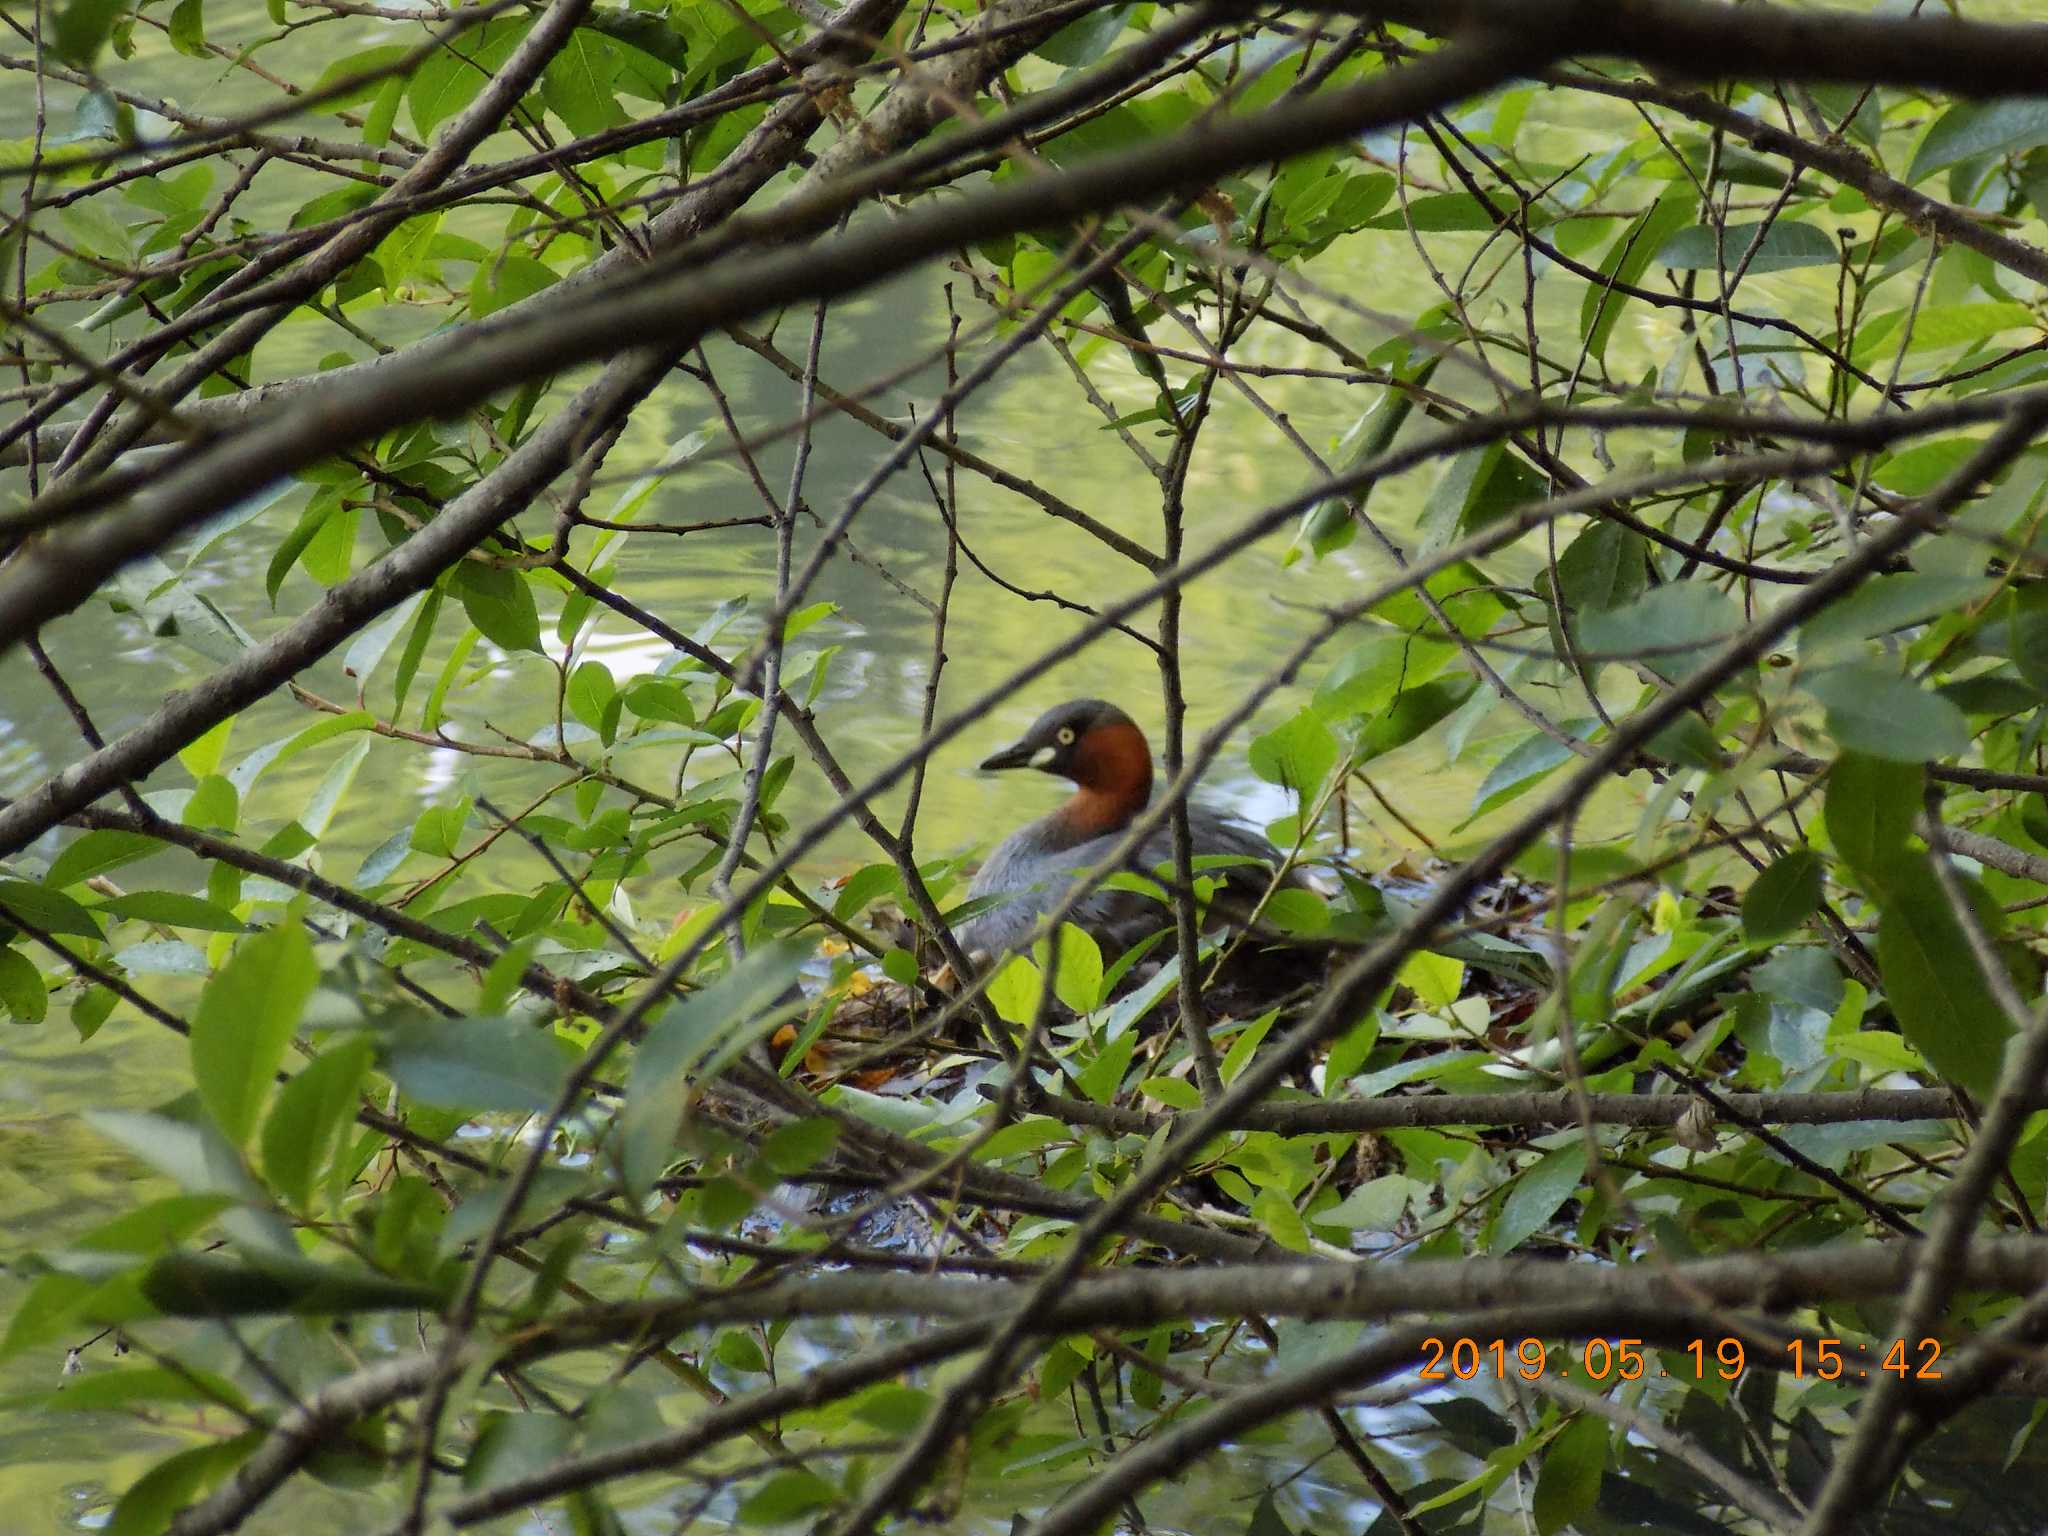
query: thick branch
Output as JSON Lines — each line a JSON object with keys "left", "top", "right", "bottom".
{"left": 508, "top": 1236, "right": 2048, "bottom": 1355}
{"left": 1364, "top": 0, "right": 2048, "bottom": 96}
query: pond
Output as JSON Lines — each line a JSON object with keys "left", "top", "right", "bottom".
{"left": 10, "top": 2, "right": 2044, "bottom": 1529}
{"left": 0, "top": 21, "right": 1547, "bottom": 1518}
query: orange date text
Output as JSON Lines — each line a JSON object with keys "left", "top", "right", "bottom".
{"left": 1415, "top": 1335, "right": 1943, "bottom": 1383}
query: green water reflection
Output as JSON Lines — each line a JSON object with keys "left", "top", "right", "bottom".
{"left": 2, "top": 0, "right": 1979, "bottom": 1525}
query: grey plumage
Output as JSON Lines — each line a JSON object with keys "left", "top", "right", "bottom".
{"left": 956, "top": 802, "right": 1294, "bottom": 962}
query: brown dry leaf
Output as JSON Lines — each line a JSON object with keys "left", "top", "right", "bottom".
{"left": 1672, "top": 1098, "right": 1719, "bottom": 1152}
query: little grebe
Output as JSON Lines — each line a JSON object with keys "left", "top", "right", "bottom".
{"left": 955, "top": 699, "right": 1298, "bottom": 963}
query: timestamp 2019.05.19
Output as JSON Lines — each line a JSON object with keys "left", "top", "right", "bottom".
{"left": 1416, "top": 1335, "right": 1944, "bottom": 1385}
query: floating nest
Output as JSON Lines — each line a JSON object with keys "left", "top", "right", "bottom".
{"left": 773, "top": 856, "right": 1570, "bottom": 1098}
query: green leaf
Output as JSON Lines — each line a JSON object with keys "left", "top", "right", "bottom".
{"left": 0, "top": 947, "right": 47, "bottom": 1024}
{"left": 846, "top": 1381, "right": 935, "bottom": 1435}
{"left": 1655, "top": 220, "right": 1838, "bottom": 273}
{"left": 2, "top": 1209, "right": 223, "bottom": 1358}
{"left": 267, "top": 498, "right": 336, "bottom": 604}
{"left": 1804, "top": 663, "right": 1970, "bottom": 762}
{"left": 299, "top": 736, "right": 370, "bottom": 839}
{"left": 566, "top": 660, "right": 618, "bottom": 737}
{"left": 1039, "top": 923, "right": 1105, "bottom": 1014}
{"left": 85, "top": 1195, "right": 240, "bottom": 1259}
{"left": 1753, "top": 947, "right": 1843, "bottom": 1014}
{"left": 1577, "top": 584, "right": 1740, "bottom": 668}
{"left": 288, "top": 183, "right": 379, "bottom": 235}
{"left": 758, "top": 1117, "right": 838, "bottom": 1176}
{"left": 618, "top": 944, "right": 804, "bottom": 1195}
{"left": 226, "top": 709, "right": 373, "bottom": 796}
{"left": 185, "top": 774, "right": 239, "bottom": 832}
{"left": 262, "top": 1037, "right": 375, "bottom": 1209}
{"left": 1492, "top": 1142, "right": 1587, "bottom": 1255}
{"left": 972, "top": 1117, "right": 1072, "bottom": 1162}
{"left": 72, "top": 984, "right": 116, "bottom": 1040}
{"left": 833, "top": 863, "right": 900, "bottom": 921}
{"left": 1251, "top": 1187, "right": 1313, "bottom": 1254}
{"left": 139, "top": 1251, "right": 447, "bottom": 1317}
{"left": 52, "top": 0, "right": 126, "bottom": 66}
{"left": 1825, "top": 752, "right": 1920, "bottom": 890}
{"left": 1878, "top": 859, "right": 2015, "bottom": 1097}
{"left": 1312, "top": 1174, "right": 1419, "bottom": 1232}
{"left": 454, "top": 562, "right": 543, "bottom": 654}
{"left": 1415, "top": 442, "right": 1540, "bottom": 555}
{"left": 383, "top": 1015, "right": 570, "bottom": 1113}
{"left": 1359, "top": 679, "right": 1474, "bottom": 765}
{"left": 91, "top": 890, "right": 245, "bottom": 932}
{"left": 45, "top": 828, "right": 163, "bottom": 890}
{"left": 1910, "top": 97, "right": 2048, "bottom": 182}
{"left": 464, "top": 1408, "right": 577, "bottom": 1493}
{"left": 714, "top": 1329, "right": 769, "bottom": 1373}
{"left": 470, "top": 254, "right": 561, "bottom": 320}
{"left": 985, "top": 953, "right": 1044, "bottom": 1027}
{"left": 1649, "top": 711, "right": 1725, "bottom": 772}
{"left": 0, "top": 880, "right": 102, "bottom": 939}
{"left": 1554, "top": 522, "right": 1648, "bottom": 614}
{"left": 1220, "top": 1007, "right": 1279, "bottom": 1082}
{"left": 1262, "top": 887, "right": 1328, "bottom": 937}
{"left": 782, "top": 600, "right": 837, "bottom": 642}
{"left": 1869, "top": 435, "right": 1985, "bottom": 493}
{"left": 1801, "top": 572, "right": 1998, "bottom": 652}
{"left": 1323, "top": 1014, "right": 1379, "bottom": 1093}
{"left": 392, "top": 588, "right": 442, "bottom": 716}
{"left": 1856, "top": 306, "right": 2031, "bottom": 367}
{"left": 1140, "top": 1075, "right": 1202, "bottom": 1110}
{"left": 1418, "top": 441, "right": 1502, "bottom": 552}
{"left": 108, "top": 1434, "right": 261, "bottom": 1536}
{"left": 309, "top": 44, "right": 413, "bottom": 113}
{"left": 1077, "top": 1026, "right": 1137, "bottom": 1104}
{"left": 177, "top": 715, "right": 234, "bottom": 779}
{"left": 1248, "top": 709, "right": 1338, "bottom": 801}
{"left": 1244, "top": 1493, "right": 1298, "bottom": 1536}
{"left": 1533, "top": 1413, "right": 1607, "bottom": 1536}
{"left": 623, "top": 676, "right": 695, "bottom": 725}
{"left": 1291, "top": 372, "right": 1427, "bottom": 562}
{"left": 408, "top": 20, "right": 529, "bottom": 136}
{"left": 1943, "top": 674, "right": 2039, "bottom": 718}
{"left": 1315, "top": 633, "right": 1449, "bottom": 720}
{"left": 2007, "top": 586, "right": 2048, "bottom": 696}
{"left": 191, "top": 922, "right": 318, "bottom": 1145}
{"left": 1033, "top": 2, "right": 1129, "bottom": 65}
{"left": 167, "top": 0, "right": 204, "bottom": 56}
{"left": 1742, "top": 850, "right": 1823, "bottom": 943}
{"left": 1466, "top": 721, "right": 1595, "bottom": 824}
{"left": 1398, "top": 951, "right": 1464, "bottom": 1008}
{"left": 342, "top": 592, "right": 421, "bottom": 688}
{"left": 540, "top": 28, "right": 625, "bottom": 137}
{"left": 410, "top": 799, "right": 471, "bottom": 859}
{"left": 735, "top": 1470, "right": 836, "bottom": 1524}
{"left": 421, "top": 627, "right": 479, "bottom": 734}
{"left": 364, "top": 73, "right": 405, "bottom": 147}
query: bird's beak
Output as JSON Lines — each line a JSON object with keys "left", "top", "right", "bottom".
{"left": 979, "top": 738, "right": 1054, "bottom": 772}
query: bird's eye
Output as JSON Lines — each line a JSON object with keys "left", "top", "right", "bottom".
{"left": 1056, "top": 726, "right": 1075, "bottom": 745}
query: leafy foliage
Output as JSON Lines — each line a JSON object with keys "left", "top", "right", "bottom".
{"left": 9, "top": 1, "right": 2048, "bottom": 1533}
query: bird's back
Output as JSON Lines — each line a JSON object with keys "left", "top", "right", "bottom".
{"left": 957, "top": 802, "right": 1300, "bottom": 963}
